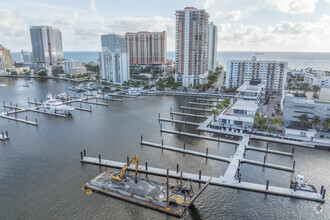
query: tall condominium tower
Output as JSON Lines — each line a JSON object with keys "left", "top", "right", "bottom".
{"left": 175, "top": 7, "right": 209, "bottom": 87}
{"left": 99, "top": 34, "right": 130, "bottom": 85}
{"left": 226, "top": 57, "right": 288, "bottom": 94}
{"left": 0, "top": 44, "right": 13, "bottom": 73}
{"left": 208, "top": 22, "right": 218, "bottom": 72}
{"left": 101, "top": 34, "right": 126, "bottom": 53}
{"left": 125, "top": 31, "right": 167, "bottom": 65}
{"left": 30, "top": 26, "right": 63, "bottom": 67}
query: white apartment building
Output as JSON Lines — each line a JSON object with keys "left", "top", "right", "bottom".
{"left": 208, "top": 22, "right": 218, "bottom": 72}
{"left": 99, "top": 34, "right": 130, "bottom": 85}
{"left": 63, "top": 59, "right": 82, "bottom": 74}
{"left": 304, "top": 70, "right": 330, "bottom": 88}
{"left": 226, "top": 57, "right": 288, "bottom": 94}
{"left": 234, "top": 79, "right": 266, "bottom": 103}
{"left": 210, "top": 99, "right": 259, "bottom": 132}
{"left": 99, "top": 52, "right": 129, "bottom": 85}
{"left": 175, "top": 7, "right": 209, "bottom": 87}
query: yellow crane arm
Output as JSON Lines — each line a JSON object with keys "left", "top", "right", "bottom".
{"left": 112, "top": 154, "right": 139, "bottom": 181}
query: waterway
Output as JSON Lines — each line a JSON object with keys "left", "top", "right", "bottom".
{"left": 0, "top": 78, "right": 329, "bottom": 219}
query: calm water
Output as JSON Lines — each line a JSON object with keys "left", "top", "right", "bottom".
{"left": 0, "top": 78, "right": 329, "bottom": 219}
{"left": 11, "top": 51, "right": 330, "bottom": 71}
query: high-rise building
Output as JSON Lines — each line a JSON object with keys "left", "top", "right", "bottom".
{"left": 99, "top": 34, "right": 129, "bottom": 85}
{"left": 63, "top": 59, "right": 82, "bottom": 74}
{"left": 0, "top": 44, "right": 13, "bottom": 73}
{"left": 226, "top": 57, "right": 288, "bottom": 94}
{"left": 125, "top": 31, "right": 167, "bottom": 65}
{"left": 101, "top": 34, "right": 126, "bottom": 53}
{"left": 175, "top": 7, "right": 209, "bottom": 87}
{"left": 20, "top": 50, "right": 34, "bottom": 63}
{"left": 30, "top": 26, "right": 63, "bottom": 67}
{"left": 208, "top": 22, "right": 218, "bottom": 72}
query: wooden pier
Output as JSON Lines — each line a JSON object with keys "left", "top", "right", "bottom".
{"left": 0, "top": 114, "right": 39, "bottom": 126}
{"left": 195, "top": 98, "right": 223, "bottom": 103}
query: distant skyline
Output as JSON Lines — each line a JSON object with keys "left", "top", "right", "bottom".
{"left": 1, "top": 0, "right": 330, "bottom": 52}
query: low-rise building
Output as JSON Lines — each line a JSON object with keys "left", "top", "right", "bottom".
{"left": 7, "top": 67, "right": 31, "bottom": 75}
{"left": 283, "top": 94, "right": 330, "bottom": 127}
{"left": 70, "top": 67, "right": 87, "bottom": 78}
{"left": 304, "top": 70, "right": 330, "bottom": 88}
{"left": 210, "top": 99, "right": 259, "bottom": 132}
{"left": 285, "top": 126, "right": 317, "bottom": 139}
{"left": 234, "top": 79, "right": 266, "bottom": 103}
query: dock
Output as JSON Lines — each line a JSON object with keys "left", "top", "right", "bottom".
{"left": 179, "top": 106, "right": 212, "bottom": 113}
{"left": 160, "top": 128, "right": 239, "bottom": 145}
{"left": 195, "top": 98, "right": 223, "bottom": 102}
{"left": 170, "top": 111, "right": 207, "bottom": 119}
{"left": 0, "top": 114, "right": 39, "bottom": 126}
{"left": 158, "top": 118, "right": 200, "bottom": 126}
{"left": 0, "top": 131, "right": 9, "bottom": 141}
{"left": 188, "top": 102, "right": 216, "bottom": 107}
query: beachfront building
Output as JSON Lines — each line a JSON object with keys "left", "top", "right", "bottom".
{"left": 63, "top": 59, "right": 87, "bottom": 77}
{"left": 30, "top": 26, "right": 63, "bottom": 67}
{"left": 304, "top": 70, "right": 330, "bottom": 88}
{"left": 283, "top": 94, "right": 330, "bottom": 127}
{"left": 210, "top": 99, "right": 259, "bottom": 132}
{"left": 99, "top": 34, "right": 130, "bottom": 85}
{"left": 125, "top": 31, "right": 167, "bottom": 66}
{"left": 0, "top": 44, "right": 13, "bottom": 74}
{"left": 234, "top": 79, "right": 266, "bottom": 103}
{"left": 226, "top": 57, "right": 288, "bottom": 94}
{"left": 208, "top": 22, "right": 218, "bottom": 72}
{"left": 175, "top": 7, "right": 209, "bottom": 87}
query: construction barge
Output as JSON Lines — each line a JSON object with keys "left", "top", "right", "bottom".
{"left": 82, "top": 155, "right": 210, "bottom": 218}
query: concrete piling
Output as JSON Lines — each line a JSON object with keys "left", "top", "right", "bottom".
{"left": 145, "top": 162, "right": 148, "bottom": 171}
{"left": 199, "top": 170, "right": 201, "bottom": 180}
{"left": 321, "top": 185, "right": 324, "bottom": 195}
{"left": 177, "top": 164, "right": 179, "bottom": 173}
{"left": 206, "top": 148, "right": 209, "bottom": 155}
{"left": 99, "top": 154, "right": 101, "bottom": 163}
{"left": 266, "top": 180, "right": 269, "bottom": 190}
{"left": 264, "top": 155, "right": 266, "bottom": 164}
{"left": 292, "top": 147, "right": 295, "bottom": 154}
{"left": 322, "top": 189, "right": 326, "bottom": 199}
{"left": 166, "top": 168, "right": 169, "bottom": 208}
{"left": 80, "top": 152, "right": 83, "bottom": 160}
{"left": 293, "top": 161, "right": 296, "bottom": 169}
{"left": 83, "top": 150, "right": 86, "bottom": 157}
{"left": 127, "top": 156, "right": 129, "bottom": 164}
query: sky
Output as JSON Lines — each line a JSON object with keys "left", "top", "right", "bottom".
{"left": 1, "top": 0, "right": 330, "bottom": 52}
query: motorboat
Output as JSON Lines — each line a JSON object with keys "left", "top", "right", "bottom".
{"left": 56, "top": 92, "right": 71, "bottom": 101}
{"left": 42, "top": 92, "right": 75, "bottom": 115}
{"left": 23, "top": 82, "right": 30, "bottom": 87}
{"left": 75, "top": 83, "right": 87, "bottom": 92}
{"left": 290, "top": 174, "right": 317, "bottom": 193}
{"left": 0, "top": 83, "right": 7, "bottom": 88}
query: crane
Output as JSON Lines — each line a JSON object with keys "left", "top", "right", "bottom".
{"left": 111, "top": 154, "right": 139, "bottom": 183}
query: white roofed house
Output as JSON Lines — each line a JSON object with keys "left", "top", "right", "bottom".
{"left": 209, "top": 100, "right": 259, "bottom": 133}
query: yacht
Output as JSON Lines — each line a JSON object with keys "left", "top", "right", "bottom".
{"left": 0, "top": 83, "right": 7, "bottom": 88}
{"left": 41, "top": 93, "right": 75, "bottom": 115}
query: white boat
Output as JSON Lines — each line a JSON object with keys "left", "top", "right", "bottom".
{"left": 56, "top": 92, "right": 71, "bottom": 101}
{"left": 290, "top": 174, "right": 317, "bottom": 193}
{"left": 0, "top": 83, "right": 7, "bottom": 88}
{"left": 42, "top": 92, "right": 75, "bottom": 115}
{"left": 23, "top": 82, "right": 30, "bottom": 87}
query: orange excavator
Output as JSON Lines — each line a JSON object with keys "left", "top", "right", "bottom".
{"left": 111, "top": 154, "right": 139, "bottom": 182}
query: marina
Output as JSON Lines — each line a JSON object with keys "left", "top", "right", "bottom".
{"left": 0, "top": 78, "right": 329, "bottom": 219}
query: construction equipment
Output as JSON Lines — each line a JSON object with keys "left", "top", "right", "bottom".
{"left": 111, "top": 154, "right": 139, "bottom": 182}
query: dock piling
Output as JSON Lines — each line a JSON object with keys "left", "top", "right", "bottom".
{"left": 264, "top": 155, "right": 266, "bottom": 164}
{"left": 166, "top": 168, "right": 169, "bottom": 208}
{"left": 239, "top": 174, "right": 241, "bottom": 183}
{"left": 145, "top": 162, "right": 148, "bottom": 171}
{"left": 80, "top": 152, "right": 83, "bottom": 160}
{"left": 177, "top": 164, "right": 179, "bottom": 173}
{"left": 322, "top": 189, "right": 326, "bottom": 199}
{"left": 180, "top": 171, "right": 183, "bottom": 188}
{"left": 141, "top": 135, "right": 143, "bottom": 142}
{"left": 266, "top": 180, "right": 269, "bottom": 190}
{"left": 321, "top": 185, "right": 324, "bottom": 195}
{"left": 293, "top": 161, "right": 296, "bottom": 170}
{"left": 99, "top": 154, "right": 101, "bottom": 163}
{"left": 199, "top": 170, "right": 201, "bottom": 180}
{"left": 206, "top": 148, "right": 208, "bottom": 155}
{"left": 127, "top": 156, "right": 129, "bottom": 164}
{"left": 83, "top": 149, "right": 86, "bottom": 157}
{"left": 292, "top": 147, "right": 295, "bottom": 154}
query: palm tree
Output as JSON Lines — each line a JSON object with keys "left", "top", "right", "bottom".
{"left": 211, "top": 109, "right": 219, "bottom": 122}
{"left": 286, "top": 83, "right": 293, "bottom": 93}
{"left": 222, "top": 98, "right": 230, "bottom": 109}
{"left": 312, "top": 85, "right": 321, "bottom": 98}
{"left": 323, "top": 118, "right": 330, "bottom": 130}
{"left": 294, "top": 83, "right": 301, "bottom": 94}
{"left": 299, "top": 114, "right": 309, "bottom": 127}
{"left": 312, "top": 116, "right": 321, "bottom": 128}
{"left": 216, "top": 103, "right": 223, "bottom": 112}
{"left": 299, "top": 83, "right": 310, "bottom": 96}
{"left": 254, "top": 113, "right": 267, "bottom": 130}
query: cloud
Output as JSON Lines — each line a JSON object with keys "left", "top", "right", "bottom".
{"left": 220, "top": 13, "right": 330, "bottom": 52}
{"left": 265, "top": 0, "right": 318, "bottom": 14}
{"left": 203, "top": 0, "right": 215, "bottom": 9}
{"left": 226, "top": 10, "right": 242, "bottom": 22}
{"left": 91, "top": 0, "right": 97, "bottom": 14}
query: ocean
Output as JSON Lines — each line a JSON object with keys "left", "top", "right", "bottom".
{"left": 11, "top": 51, "right": 330, "bottom": 71}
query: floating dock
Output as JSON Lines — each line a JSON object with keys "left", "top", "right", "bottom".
{"left": 0, "top": 131, "right": 9, "bottom": 141}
